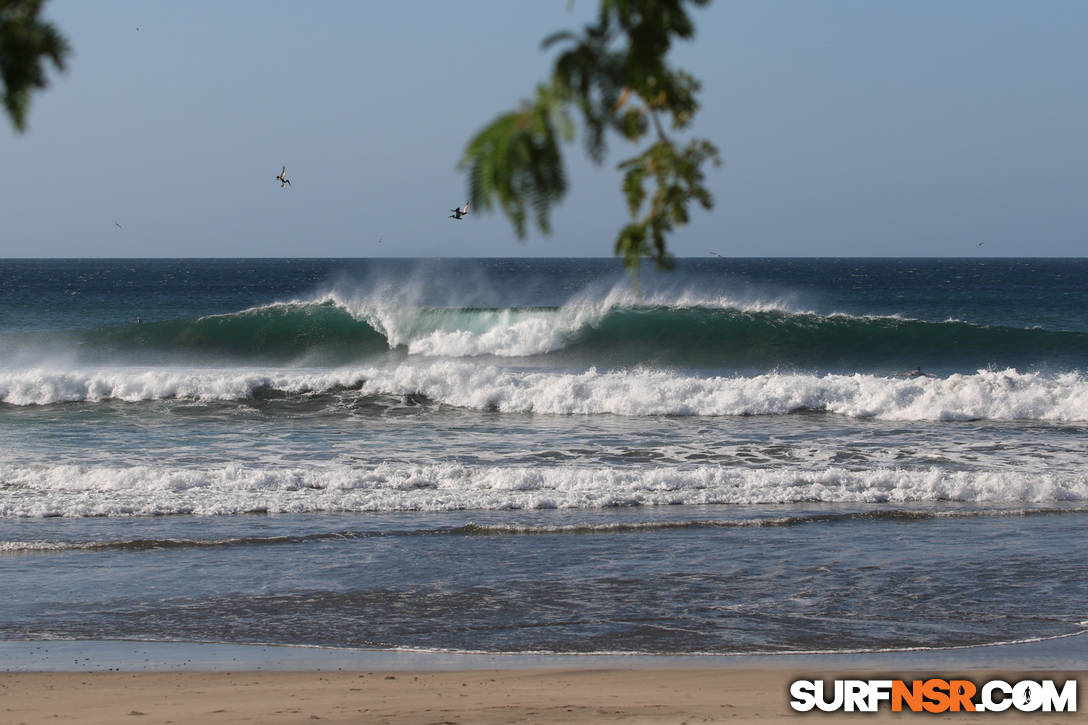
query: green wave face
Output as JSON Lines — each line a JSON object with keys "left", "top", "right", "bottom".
{"left": 563, "top": 307, "right": 1088, "bottom": 372}
{"left": 78, "top": 303, "right": 392, "bottom": 364}
{"left": 43, "top": 302, "right": 1088, "bottom": 372}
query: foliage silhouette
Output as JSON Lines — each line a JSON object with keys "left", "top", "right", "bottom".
{"left": 461, "top": 0, "right": 720, "bottom": 278}
{"left": 0, "top": 0, "right": 69, "bottom": 132}
{"left": 3, "top": 0, "right": 719, "bottom": 275}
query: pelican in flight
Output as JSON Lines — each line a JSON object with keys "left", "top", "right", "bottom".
{"left": 449, "top": 202, "right": 469, "bottom": 220}
{"left": 275, "top": 166, "right": 291, "bottom": 188}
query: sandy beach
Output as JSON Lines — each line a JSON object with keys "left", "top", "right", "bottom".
{"left": 0, "top": 669, "right": 1081, "bottom": 724}
{"left": 4, "top": 0, "right": 1088, "bottom": 721}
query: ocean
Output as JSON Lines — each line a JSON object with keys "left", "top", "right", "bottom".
{"left": 1, "top": 257, "right": 1086, "bottom": 657}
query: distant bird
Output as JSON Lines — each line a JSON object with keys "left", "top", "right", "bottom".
{"left": 275, "top": 166, "right": 291, "bottom": 188}
{"left": 449, "top": 202, "right": 469, "bottom": 220}
{"left": 977, "top": 242, "right": 984, "bottom": 247}
{"left": 114, "top": 221, "right": 124, "bottom": 231}
{"left": 709, "top": 251, "right": 724, "bottom": 257}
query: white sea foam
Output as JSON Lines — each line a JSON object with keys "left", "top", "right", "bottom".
{"left": 187, "top": 278, "right": 927, "bottom": 361}
{"left": 297, "top": 280, "right": 810, "bottom": 358}
{"left": 322, "top": 291, "right": 599, "bottom": 358}
{"left": 2, "top": 364, "right": 1087, "bottom": 421}
{"left": 367, "top": 364, "right": 1088, "bottom": 420}
{"left": 1, "top": 462, "right": 1085, "bottom": 517}
{"left": 0, "top": 367, "right": 361, "bottom": 406}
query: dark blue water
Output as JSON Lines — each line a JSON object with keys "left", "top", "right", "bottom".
{"left": 1, "top": 258, "right": 1085, "bottom": 655}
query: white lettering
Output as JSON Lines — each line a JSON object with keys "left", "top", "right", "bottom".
{"left": 789, "top": 680, "right": 816, "bottom": 712}
{"left": 1014, "top": 681, "right": 1043, "bottom": 712}
{"left": 982, "top": 680, "right": 1013, "bottom": 712}
{"left": 867, "top": 679, "right": 893, "bottom": 711}
{"left": 1040, "top": 680, "right": 1077, "bottom": 713}
{"left": 816, "top": 680, "right": 844, "bottom": 712}
{"left": 789, "top": 676, "right": 1077, "bottom": 713}
{"left": 844, "top": 680, "right": 869, "bottom": 712}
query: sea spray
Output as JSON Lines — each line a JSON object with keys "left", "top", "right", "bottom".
{"left": 3, "top": 259, "right": 1088, "bottom": 656}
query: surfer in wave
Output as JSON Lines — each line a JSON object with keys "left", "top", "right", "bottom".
{"left": 894, "top": 367, "right": 935, "bottom": 379}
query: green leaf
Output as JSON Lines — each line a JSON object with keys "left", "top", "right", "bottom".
{"left": 0, "top": 0, "right": 70, "bottom": 132}
{"left": 461, "top": 0, "right": 717, "bottom": 278}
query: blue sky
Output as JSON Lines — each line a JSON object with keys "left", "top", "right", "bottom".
{"left": 2, "top": 0, "right": 1086, "bottom": 258}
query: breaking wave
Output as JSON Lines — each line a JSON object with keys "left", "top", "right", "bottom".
{"left": 1, "top": 461, "right": 1086, "bottom": 518}
{"left": 2, "top": 364, "right": 1087, "bottom": 422}
{"left": 8, "top": 285, "right": 1087, "bottom": 370}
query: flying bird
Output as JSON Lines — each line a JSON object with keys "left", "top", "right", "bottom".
{"left": 114, "top": 221, "right": 124, "bottom": 231}
{"left": 449, "top": 202, "right": 469, "bottom": 220}
{"left": 275, "top": 166, "right": 291, "bottom": 188}
{"left": 709, "top": 251, "right": 723, "bottom": 257}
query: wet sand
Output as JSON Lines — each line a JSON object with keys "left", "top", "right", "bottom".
{"left": 2, "top": 638, "right": 1085, "bottom": 723}
{"left": 2, "top": 669, "right": 1084, "bottom": 724}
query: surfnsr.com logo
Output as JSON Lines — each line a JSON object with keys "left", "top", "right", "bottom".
{"left": 789, "top": 678, "right": 1077, "bottom": 713}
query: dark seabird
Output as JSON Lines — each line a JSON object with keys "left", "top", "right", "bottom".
{"left": 276, "top": 166, "right": 291, "bottom": 188}
{"left": 449, "top": 202, "right": 469, "bottom": 220}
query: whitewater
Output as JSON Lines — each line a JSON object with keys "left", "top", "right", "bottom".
{"left": 2, "top": 364, "right": 1087, "bottom": 421}
{"left": 2, "top": 258, "right": 1086, "bottom": 656}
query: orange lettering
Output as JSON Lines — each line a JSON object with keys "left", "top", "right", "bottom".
{"left": 892, "top": 680, "right": 924, "bottom": 712}
{"left": 948, "top": 680, "right": 976, "bottom": 712}
{"left": 922, "top": 679, "right": 951, "bottom": 713}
